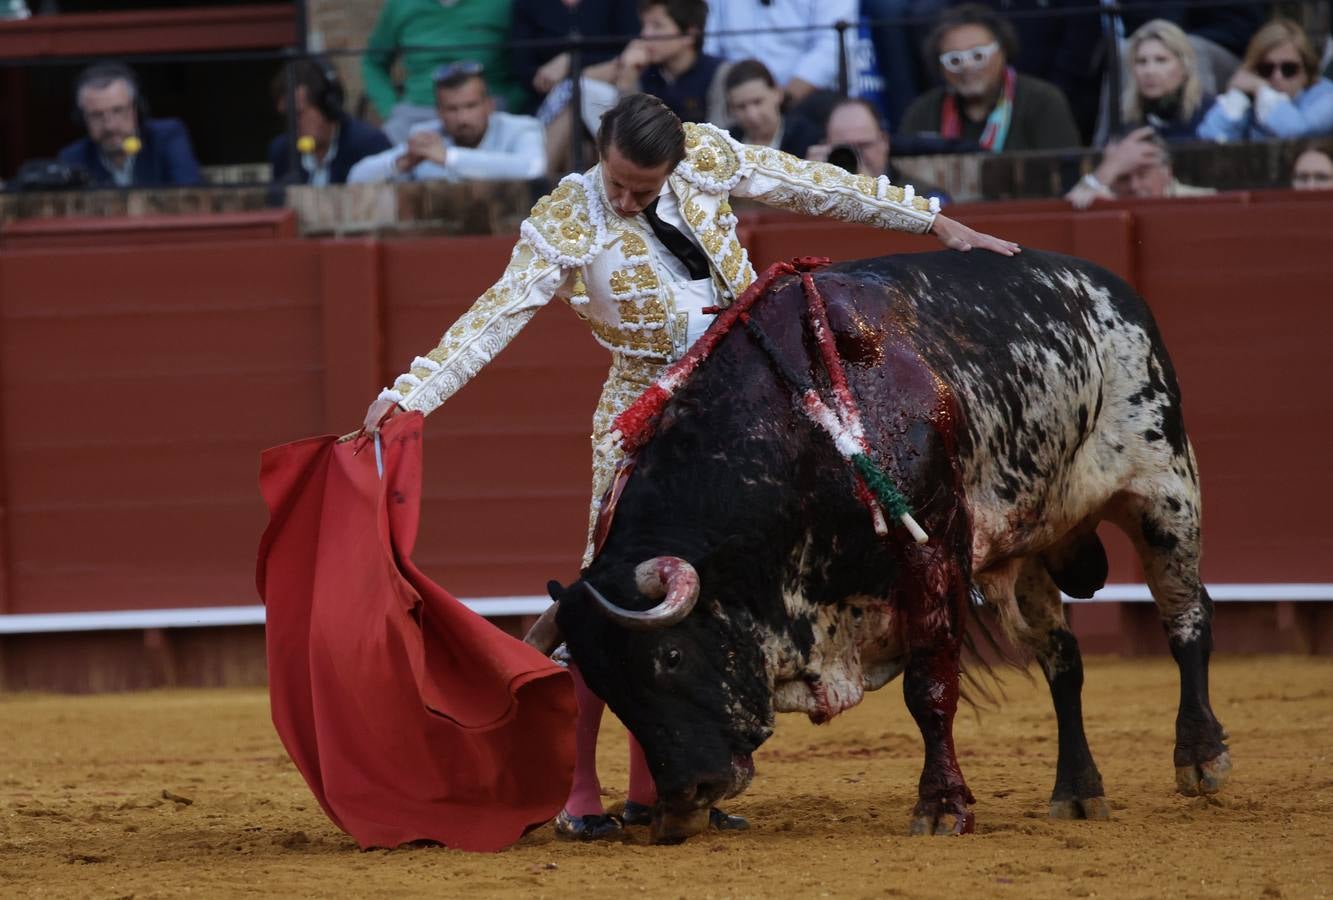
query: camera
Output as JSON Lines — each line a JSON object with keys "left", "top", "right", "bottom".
{"left": 826, "top": 144, "right": 862, "bottom": 175}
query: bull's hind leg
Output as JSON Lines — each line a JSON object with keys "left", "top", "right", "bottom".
{"left": 1112, "top": 471, "right": 1231, "bottom": 796}
{"left": 1013, "top": 557, "right": 1110, "bottom": 820}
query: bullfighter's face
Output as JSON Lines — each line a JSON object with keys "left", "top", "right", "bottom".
{"left": 556, "top": 575, "right": 773, "bottom": 841}
{"left": 600, "top": 145, "right": 673, "bottom": 218}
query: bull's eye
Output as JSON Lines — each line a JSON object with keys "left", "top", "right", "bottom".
{"left": 665, "top": 647, "right": 682, "bottom": 670}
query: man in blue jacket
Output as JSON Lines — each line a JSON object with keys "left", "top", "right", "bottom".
{"left": 58, "top": 62, "right": 203, "bottom": 188}
{"left": 269, "top": 59, "right": 393, "bottom": 186}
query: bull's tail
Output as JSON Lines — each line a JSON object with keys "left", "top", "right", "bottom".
{"left": 957, "top": 588, "right": 1031, "bottom": 711}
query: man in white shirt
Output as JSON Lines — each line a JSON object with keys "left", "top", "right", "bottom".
{"left": 359, "top": 93, "right": 1018, "bottom": 843}
{"left": 348, "top": 61, "right": 546, "bottom": 184}
{"left": 702, "top": 0, "right": 858, "bottom": 104}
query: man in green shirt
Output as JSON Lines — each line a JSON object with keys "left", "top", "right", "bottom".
{"left": 363, "top": 0, "right": 526, "bottom": 143}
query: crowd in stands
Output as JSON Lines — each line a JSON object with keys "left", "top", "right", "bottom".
{"left": 29, "top": 0, "right": 1333, "bottom": 204}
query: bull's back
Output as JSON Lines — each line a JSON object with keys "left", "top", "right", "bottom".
{"left": 818, "top": 250, "right": 1180, "bottom": 562}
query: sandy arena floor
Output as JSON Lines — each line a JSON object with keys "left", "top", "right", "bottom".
{"left": 2, "top": 656, "right": 1331, "bottom": 899}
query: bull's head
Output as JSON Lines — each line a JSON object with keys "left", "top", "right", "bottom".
{"left": 538, "top": 554, "right": 774, "bottom": 842}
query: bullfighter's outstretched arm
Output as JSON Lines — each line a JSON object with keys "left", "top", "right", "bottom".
{"left": 732, "top": 144, "right": 939, "bottom": 234}
{"left": 677, "top": 124, "right": 1018, "bottom": 255}
{"left": 377, "top": 237, "right": 570, "bottom": 416}
{"left": 372, "top": 175, "right": 609, "bottom": 418}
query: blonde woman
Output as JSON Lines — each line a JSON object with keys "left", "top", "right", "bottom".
{"left": 1198, "top": 18, "right": 1333, "bottom": 141}
{"left": 1122, "top": 20, "right": 1210, "bottom": 142}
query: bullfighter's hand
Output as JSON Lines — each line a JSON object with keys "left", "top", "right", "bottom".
{"left": 930, "top": 214, "right": 1020, "bottom": 256}
{"left": 360, "top": 397, "right": 400, "bottom": 437}
{"left": 408, "top": 130, "right": 448, "bottom": 166}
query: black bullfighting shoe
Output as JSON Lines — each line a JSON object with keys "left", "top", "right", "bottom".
{"left": 553, "top": 809, "right": 624, "bottom": 841}
{"left": 620, "top": 801, "right": 653, "bottom": 827}
{"left": 709, "top": 808, "right": 749, "bottom": 831}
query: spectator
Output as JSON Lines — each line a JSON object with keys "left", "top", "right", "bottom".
{"left": 363, "top": 0, "right": 524, "bottom": 144}
{"left": 897, "top": 4, "right": 1082, "bottom": 153}
{"left": 1124, "top": 3, "right": 1268, "bottom": 97}
{"left": 1122, "top": 20, "right": 1211, "bottom": 143}
{"left": 724, "top": 59, "right": 821, "bottom": 158}
{"left": 348, "top": 62, "right": 545, "bottom": 184}
{"left": 580, "top": 0, "right": 732, "bottom": 127}
{"left": 268, "top": 59, "right": 392, "bottom": 187}
{"left": 1291, "top": 145, "right": 1333, "bottom": 190}
{"left": 1198, "top": 18, "right": 1333, "bottom": 142}
{"left": 1065, "top": 126, "right": 1214, "bottom": 208}
{"left": 57, "top": 61, "right": 201, "bottom": 188}
{"left": 808, "top": 97, "right": 950, "bottom": 204}
{"left": 703, "top": 0, "right": 858, "bottom": 106}
{"left": 510, "top": 0, "right": 638, "bottom": 114}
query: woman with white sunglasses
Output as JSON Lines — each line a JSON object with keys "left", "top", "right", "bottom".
{"left": 896, "top": 3, "right": 1081, "bottom": 153}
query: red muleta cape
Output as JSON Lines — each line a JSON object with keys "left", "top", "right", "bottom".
{"left": 255, "top": 412, "right": 575, "bottom": 851}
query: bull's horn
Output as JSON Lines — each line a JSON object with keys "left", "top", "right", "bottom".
{"left": 523, "top": 601, "right": 562, "bottom": 656}
{"left": 584, "top": 557, "right": 699, "bottom": 630}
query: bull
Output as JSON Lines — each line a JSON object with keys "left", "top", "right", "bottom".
{"left": 539, "top": 249, "right": 1231, "bottom": 842}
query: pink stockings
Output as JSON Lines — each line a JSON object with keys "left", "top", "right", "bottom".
{"left": 564, "top": 663, "right": 657, "bottom": 816}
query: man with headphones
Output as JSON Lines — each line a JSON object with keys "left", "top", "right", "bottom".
{"left": 268, "top": 58, "right": 392, "bottom": 187}
{"left": 57, "top": 61, "right": 203, "bottom": 188}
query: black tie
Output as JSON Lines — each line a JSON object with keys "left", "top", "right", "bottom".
{"left": 642, "top": 197, "right": 712, "bottom": 280}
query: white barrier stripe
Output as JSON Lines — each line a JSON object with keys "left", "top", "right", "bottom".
{"left": 0, "top": 596, "right": 554, "bottom": 635}
{"left": 0, "top": 584, "right": 1330, "bottom": 634}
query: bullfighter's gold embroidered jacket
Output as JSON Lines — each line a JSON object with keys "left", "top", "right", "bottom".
{"left": 379, "top": 122, "right": 938, "bottom": 415}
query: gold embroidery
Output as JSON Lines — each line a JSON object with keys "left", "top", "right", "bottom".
{"left": 681, "top": 123, "right": 741, "bottom": 183}
{"left": 683, "top": 198, "right": 707, "bottom": 229}
{"left": 525, "top": 180, "right": 596, "bottom": 261}
{"left": 721, "top": 240, "right": 745, "bottom": 283}
{"left": 588, "top": 318, "right": 674, "bottom": 358}
{"left": 609, "top": 263, "right": 659, "bottom": 296}
{"left": 699, "top": 227, "right": 725, "bottom": 256}
{"left": 620, "top": 232, "right": 648, "bottom": 258}
{"left": 718, "top": 199, "right": 732, "bottom": 218}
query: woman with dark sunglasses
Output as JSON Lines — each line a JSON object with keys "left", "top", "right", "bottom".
{"left": 1197, "top": 18, "right": 1333, "bottom": 142}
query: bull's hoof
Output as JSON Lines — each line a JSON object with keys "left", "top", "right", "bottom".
{"left": 1176, "top": 750, "right": 1232, "bottom": 797}
{"left": 553, "top": 810, "right": 624, "bottom": 841}
{"left": 1049, "top": 796, "right": 1111, "bottom": 820}
{"left": 908, "top": 802, "right": 975, "bottom": 836}
{"left": 709, "top": 808, "right": 749, "bottom": 831}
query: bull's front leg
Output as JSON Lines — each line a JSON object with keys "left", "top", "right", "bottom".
{"left": 903, "top": 641, "right": 975, "bottom": 835}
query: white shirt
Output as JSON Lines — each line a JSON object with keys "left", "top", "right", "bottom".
{"left": 644, "top": 181, "right": 717, "bottom": 347}
{"left": 347, "top": 111, "right": 546, "bottom": 184}
{"left": 99, "top": 151, "right": 135, "bottom": 187}
{"left": 301, "top": 125, "right": 339, "bottom": 188}
{"left": 703, "top": 0, "right": 858, "bottom": 91}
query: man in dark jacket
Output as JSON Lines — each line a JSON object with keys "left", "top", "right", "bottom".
{"left": 897, "top": 4, "right": 1082, "bottom": 153}
{"left": 269, "top": 59, "right": 392, "bottom": 186}
{"left": 58, "top": 62, "right": 202, "bottom": 188}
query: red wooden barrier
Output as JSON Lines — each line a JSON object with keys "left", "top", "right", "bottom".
{"left": 0, "top": 193, "right": 1331, "bottom": 689}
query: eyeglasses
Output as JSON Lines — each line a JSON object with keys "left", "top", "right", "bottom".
{"left": 1256, "top": 61, "right": 1302, "bottom": 80}
{"left": 939, "top": 41, "right": 1000, "bottom": 73}
{"left": 433, "top": 60, "right": 484, "bottom": 84}
{"left": 81, "top": 102, "right": 134, "bottom": 126}
{"left": 1293, "top": 171, "right": 1332, "bottom": 185}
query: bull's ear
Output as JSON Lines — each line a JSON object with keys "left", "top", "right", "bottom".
{"left": 546, "top": 579, "right": 566, "bottom": 601}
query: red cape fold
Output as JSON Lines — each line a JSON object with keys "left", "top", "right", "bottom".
{"left": 256, "top": 412, "right": 575, "bottom": 851}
